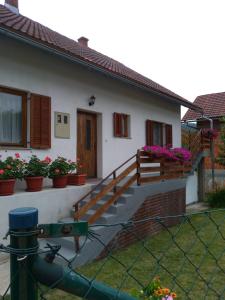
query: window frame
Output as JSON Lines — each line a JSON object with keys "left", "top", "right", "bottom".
{"left": 152, "top": 121, "right": 163, "bottom": 146}
{"left": 113, "top": 112, "right": 130, "bottom": 138}
{"left": 0, "top": 86, "right": 27, "bottom": 148}
{"left": 146, "top": 119, "right": 173, "bottom": 147}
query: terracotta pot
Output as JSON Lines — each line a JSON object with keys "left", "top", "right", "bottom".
{"left": 0, "top": 179, "right": 16, "bottom": 196}
{"left": 52, "top": 175, "right": 68, "bottom": 188}
{"left": 68, "top": 174, "right": 87, "bottom": 186}
{"left": 25, "top": 176, "right": 44, "bottom": 192}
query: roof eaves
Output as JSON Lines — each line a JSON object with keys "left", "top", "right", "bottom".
{"left": 0, "top": 24, "right": 202, "bottom": 112}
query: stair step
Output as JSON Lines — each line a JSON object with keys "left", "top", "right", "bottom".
{"left": 81, "top": 210, "right": 116, "bottom": 224}
{"left": 89, "top": 191, "right": 132, "bottom": 202}
{"left": 79, "top": 199, "right": 126, "bottom": 212}
{"left": 60, "top": 209, "right": 116, "bottom": 225}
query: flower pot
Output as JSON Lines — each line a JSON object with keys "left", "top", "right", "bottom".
{"left": 25, "top": 176, "right": 44, "bottom": 192}
{"left": 0, "top": 179, "right": 16, "bottom": 196}
{"left": 52, "top": 175, "right": 68, "bottom": 188}
{"left": 68, "top": 174, "right": 87, "bottom": 186}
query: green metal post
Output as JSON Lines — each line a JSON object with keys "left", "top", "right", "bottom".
{"left": 9, "top": 207, "right": 39, "bottom": 300}
{"left": 32, "top": 256, "right": 136, "bottom": 300}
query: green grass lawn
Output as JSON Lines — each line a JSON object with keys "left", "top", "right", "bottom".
{"left": 3, "top": 210, "right": 225, "bottom": 300}
{"left": 42, "top": 209, "right": 225, "bottom": 300}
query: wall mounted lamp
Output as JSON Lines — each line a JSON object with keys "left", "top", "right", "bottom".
{"left": 89, "top": 95, "right": 96, "bottom": 106}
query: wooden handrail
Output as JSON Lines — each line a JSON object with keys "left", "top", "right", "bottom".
{"left": 88, "top": 173, "right": 138, "bottom": 224}
{"left": 72, "top": 148, "right": 194, "bottom": 251}
{"left": 138, "top": 150, "right": 192, "bottom": 184}
{"left": 74, "top": 161, "right": 138, "bottom": 220}
{"left": 73, "top": 153, "right": 137, "bottom": 208}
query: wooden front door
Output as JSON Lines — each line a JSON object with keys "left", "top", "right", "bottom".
{"left": 77, "top": 111, "right": 97, "bottom": 178}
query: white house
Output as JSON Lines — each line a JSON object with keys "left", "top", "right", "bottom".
{"left": 0, "top": 0, "right": 201, "bottom": 178}
{"left": 0, "top": 1, "right": 203, "bottom": 248}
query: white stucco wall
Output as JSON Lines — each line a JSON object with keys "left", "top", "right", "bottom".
{"left": 0, "top": 34, "right": 181, "bottom": 177}
{"left": 0, "top": 184, "right": 92, "bottom": 245}
{"left": 186, "top": 172, "right": 198, "bottom": 205}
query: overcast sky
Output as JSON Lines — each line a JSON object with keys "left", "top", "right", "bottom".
{"left": 1, "top": 0, "right": 225, "bottom": 116}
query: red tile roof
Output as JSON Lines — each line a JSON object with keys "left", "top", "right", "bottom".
{"left": 0, "top": 4, "right": 201, "bottom": 111}
{"left": 182, "top": 92, "right": 225, "bottom": 120}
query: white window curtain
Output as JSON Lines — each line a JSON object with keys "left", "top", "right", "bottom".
{"left": 153, "top": 122, "right": 162, "bottom": 145}
{"left": 0, "top": 92, "right": 22, "bottom": 144}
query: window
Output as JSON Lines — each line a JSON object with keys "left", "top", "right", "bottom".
{"left": 153, "top": 121, "right": 163, "bottom": 146}
{"left": 0, "top": 87, "right": 27, "bottom": 147}
{"left": 146, "top": 120, "right": 173, "bottom": 147}
{"left": 113, "top": 113, "right": 130, "bottom": 138}
{"left": 0, "top": 86, "right": 51, "bottom": 149}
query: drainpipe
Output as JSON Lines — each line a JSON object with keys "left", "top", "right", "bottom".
{"left": 201, "top": 115, "right": 215, "bottom": 190}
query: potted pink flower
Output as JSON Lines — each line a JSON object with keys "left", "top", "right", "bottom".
{"left": 0, "top": 153, "right": 24, "bottom": 196}
{"left": 23, "top": 155, "right": 51, "bottom": 192}
{"left": 48, "top": 156, "right": 70, "bottom": 188}
{"left": 67, "top": 158, "right": 87, "bottom": 186}
{"left": 142, "top": 145, "right": 176, "bottom": 161}
{"left": 172, "top": 147, "right": 191, "bottom": 162}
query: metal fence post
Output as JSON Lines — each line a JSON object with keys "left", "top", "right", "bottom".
{"left": 9, "top": 207, "right": 39, "bottom": 300}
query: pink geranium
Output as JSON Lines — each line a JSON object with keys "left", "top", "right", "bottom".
{"left": 143, "top": 145, "right": 191, "bottom": 162}
{"left": 172, "top": 147, "right": 192, "bottom": 161}
{"left": 15, "top": 153, "right": 20, "bottom": 158}
{"left": 0, "top": 170, "right": 4, "bottom": 175}
{"left": 44, "top": 156, "right": 52, "bottom": 164}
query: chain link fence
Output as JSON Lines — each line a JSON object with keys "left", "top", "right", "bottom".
{"left": 0, "top": 208, "right": 225, "bottom": 300}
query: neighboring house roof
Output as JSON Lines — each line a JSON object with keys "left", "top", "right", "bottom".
{"left": 182, "top": 92, "right": 225, "bottom": 121}
{"left": 0, "top": 4, "right": 202, "bottom": 112}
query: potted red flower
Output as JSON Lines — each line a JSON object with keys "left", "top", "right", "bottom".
{"left": 67, "top": 158, "right": 86, "bottom": 186}
{"left": 0, "top": 153, "right": 24, "bottom": 196}
{"left": 24, "top": 155, "right": 51, "bottom": 192}
{"left": 48, "top": 157, "right": 70, "bottom": 188}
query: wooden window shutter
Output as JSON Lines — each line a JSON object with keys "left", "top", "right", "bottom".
{"left": 165, "top": 124, "right": 173, "bottom": 147}
{"left": 123, "top": 114, "right": 129, "bottom": 138}
{"left": 146, "top": 120, "right": 153, "bottom": 146}
{"left": 113, "top": 113, "right": 122, "bottom": 137}
{"left": 30, "top": 94, "right": 51, "bottom": 149}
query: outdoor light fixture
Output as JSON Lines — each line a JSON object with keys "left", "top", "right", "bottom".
{"left": 89, "top": 95, "right": 96, "bottom": 106}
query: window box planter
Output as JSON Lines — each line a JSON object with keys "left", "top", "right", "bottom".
{"left": 52, "top": 175, "right": 68, "bottom": 188}
{"left": 0, "top": 179, "right": 16, "bottom": 196}
{"left": 68, "top": 174, "right": 87, "bottom": 186}
{"left": 25, "top": 176, "right": 44, "bottom": 192}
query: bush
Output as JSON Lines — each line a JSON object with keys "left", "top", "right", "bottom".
{"left": 0, "top": 154, "right": 24, "bottom": 180}
{"left": 48, "top": 156, "right": 71, "bottom": 178}
{"left": 206, "top": 188, "right": 225, "bottom": 208}
{"left": 24, "top": 155, "right": 50, "bottom": 177}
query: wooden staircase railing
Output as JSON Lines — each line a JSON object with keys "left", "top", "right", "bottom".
{"left": 73, "top": 150, "right": 192, "bottom": 224}
{"left": 72, "top": 133, "right": 211, "bottom": 251}
{"left": 73, "top": 154, "right": 138, "bottom": 224}
{"left": 72, "top": 149, "right": 197, "bottom": 252}
{"left": 137, "top": 150, "right": 192, "bottom": 185}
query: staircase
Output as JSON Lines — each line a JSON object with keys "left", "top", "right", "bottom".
{"left": 41, "top": 149, "right": 197, "bottom": 267}
{"left": 40, "top": 130, "right": 211, "bottom": 266}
